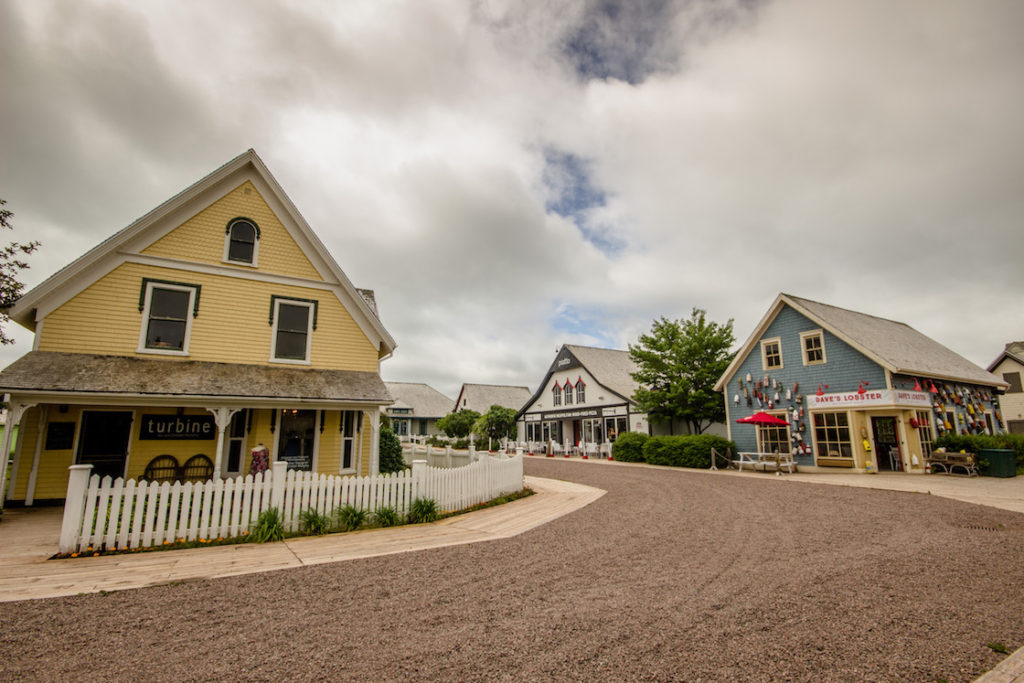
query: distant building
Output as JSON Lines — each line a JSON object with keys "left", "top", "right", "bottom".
{"left": 988, "top": 342, "right": 1024, "bottom": 434}
{"left": 516, "top": 344, "right": 651, "bottom": 449}
{"left": 384, "top": 382, "right": 453, "bottom": 439}
{"left": 453, "top": 383, "right": 532, "bottom": 415}
{"left": 716, "top": 294, "right": 1008, "bottom": 473}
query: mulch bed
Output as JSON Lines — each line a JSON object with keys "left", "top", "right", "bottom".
{"left": 1, "top": 459, "right": 1022, "bottom": 682}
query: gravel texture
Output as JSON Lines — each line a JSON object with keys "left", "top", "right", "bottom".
{"left": 1, "top": 459, "right": 1022, "bottom": 682}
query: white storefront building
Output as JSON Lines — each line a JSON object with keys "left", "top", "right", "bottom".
{"left": 517, "top": 344, "right": 650, "bottom": 453}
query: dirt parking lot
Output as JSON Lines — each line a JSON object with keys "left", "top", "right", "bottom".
{"left": 1, "top": 459, "right": 1021, "bottom": 682}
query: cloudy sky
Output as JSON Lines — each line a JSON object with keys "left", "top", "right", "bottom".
{"left": 2, "top": 0, "right": 1022, "bottom": 400}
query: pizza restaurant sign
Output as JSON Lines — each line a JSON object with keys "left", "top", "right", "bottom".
{"left": 808, "top": 389, "right": 931, "bottom": 410}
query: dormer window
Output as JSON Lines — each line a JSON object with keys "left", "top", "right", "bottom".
{"left": 224, "top": 218, "right": 260, "bottom": 266}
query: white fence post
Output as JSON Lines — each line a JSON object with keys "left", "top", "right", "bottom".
{"left": 412, "top": 459, "right": 426, "bottom": 502}
{"left": 270, "top": 460, "right": 287, "bottom": 511}
{"left": 59, "top": 464, "right": 93, "bottom": 554}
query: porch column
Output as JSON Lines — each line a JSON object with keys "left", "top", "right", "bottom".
{"left": 205, "top": 407, "right": 240, "bottom": 479}
{"left": 0, "top": 398, "right": 36, "bottom": 506}
{"left": 368, "top": 407, "right": 381, "bottom": 475}
{"left": 25, "top": 405, "right": 49, "bottom": 506}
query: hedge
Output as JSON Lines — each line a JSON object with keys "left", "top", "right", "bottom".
{"left": 611, "top": 432, "right": 648, "bottom": 462}
{"left": 641, "top": 434, "right": 736, "bottom": 469}
{"left": 933, "top": 433, "right": 1024, "bottom": 473}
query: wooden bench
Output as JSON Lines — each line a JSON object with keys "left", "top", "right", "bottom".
{"left": 735, "top": 451, "right": 797, "bottom": 474}
{"left": 926, "top": 450, "right": 978, "bottom": 477}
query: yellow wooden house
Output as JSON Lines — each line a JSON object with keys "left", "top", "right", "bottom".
{"left": 0, "top": 150, "right": 396, "bottom": 505}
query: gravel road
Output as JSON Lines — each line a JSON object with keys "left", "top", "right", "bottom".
{"left": 1, "top": 459, "right": 1022, "bottom": 682}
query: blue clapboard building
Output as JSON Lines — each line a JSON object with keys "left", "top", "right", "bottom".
{"left": 715, "top": 294, "right": 1008, "bottom": 473}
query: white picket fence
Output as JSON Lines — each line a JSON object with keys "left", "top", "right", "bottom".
{"left": 58, "top": 455, "right": 524, "bottom": 554}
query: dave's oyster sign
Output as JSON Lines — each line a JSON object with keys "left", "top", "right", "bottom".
{"left": 139, "top": 414, "right": 216, "bottom": 440}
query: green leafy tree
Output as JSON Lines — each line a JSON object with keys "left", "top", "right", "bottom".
{"left": 474, "top": 405, "right": 517, "bottom": 444}
{"left": 629, "top": 308, "right": 735, "bottom": 435}
{"left": 378, "top": 426, "right": 406, "bottom": 473}
{"left": 436, "top": 409, "right": 480, "bottom": 439}
{"left": 0, "top": 199, "right": 40, "bottom": 345}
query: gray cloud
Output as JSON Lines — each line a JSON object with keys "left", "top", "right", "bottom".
{"left": 1, "top": 0, "right": 1020, "bottom": 397}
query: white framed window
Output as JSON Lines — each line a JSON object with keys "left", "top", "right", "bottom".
{"left": 800, "top": 330, "right": 826, "bottom": 366}
{"left": 339, "top": 410, "right": 359, "bottom": 473}
{"left": 552, "top": 384, "right": 561, "bottom": 406}
{"left": 137, "top": 279, "right": 199, "bottom": 355}
{"left": 564, "top": 382, "right": 573, "bottom": 405}
{"left": 576, "top": 380, "right": 586, "bottom": 404}
{"left": 761, "top": 337, "right": 783, "bottom": 370}
{"left": 270, "top": 296, "right": 316, "bottom": 364}
{"left": 223, "top": 218, "right": 260, "bottom": 266}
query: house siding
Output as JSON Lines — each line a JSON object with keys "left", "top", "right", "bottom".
{"left": 142, "top": 181, "right": 323, "bottom": 281}
{"left": 37, "top": 262, "right": 379, "bottom": 371}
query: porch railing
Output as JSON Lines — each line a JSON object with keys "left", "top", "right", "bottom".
{"left": 58, "top": 454, "right": 524, "bottom": 554}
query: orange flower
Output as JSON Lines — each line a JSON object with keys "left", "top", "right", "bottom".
{"left": 71, "top": 553, "right": 79, "bottom": 558}
{"left": 217, "top": 537, "right": 223, "bottom": 541}
{"left": 93, "top": 552, "right": 99, "bottom": 557}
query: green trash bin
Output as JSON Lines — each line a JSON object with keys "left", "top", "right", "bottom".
{"left": 979, "top": 449, "right": 1017, "bottom": 478}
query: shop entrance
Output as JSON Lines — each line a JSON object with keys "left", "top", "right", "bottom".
{"left": 871, "top": 416, "right": 902, "bottom": 471}
{"left": 278, "top": 409, "right": 316, "bottom": 471}
{"left": 77, "top": 411, "right": 134, "bottom": 480}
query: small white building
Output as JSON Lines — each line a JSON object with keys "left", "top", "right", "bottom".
{"left": 516, "top": 344, "right": 650, "bottom": 451}
{"left": 988, "top": 342, "right": 1024, "bottom": 434}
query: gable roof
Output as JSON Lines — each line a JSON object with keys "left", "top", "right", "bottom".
{"left": 516, "top": 344, "right": 640, "bottom": 418}
{"left": 8, "top": 149, "right": 395, "bottom": 357}
{"left": 987, "top": 341, "right": 1024, "bottom": 373}
{"left": 384, "top": 382, "right": 453, "bottom": 418}
{"left": 715, "top": 293, "right": 1007, "bottom": 390}
{"left": 454, "top": 383, "right": 532, "bottom": 414}
{"left": 563, "top": 345, "right": 639, "bottom": 401}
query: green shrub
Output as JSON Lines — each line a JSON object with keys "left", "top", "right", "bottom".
{"left": 298, "top": 508, "right": 331, "bottom": 535}
{"left": 335, "top": 504, "right": 368, "bottom": 532}
{"left": 642, "top": 434, "right": 736, "bottom": 469}
{"left": 379, "top": 427, "right": 407, "bottom": 474}
{"left": 612, "top": 432, "right": 649, "bottom": 462}
{"left": 934, "top": 433, "right": 1024, "bottom": 473}
{"left": 251, "top": 507, "right": 285, "bottom": 543}
{"left": 373, "top": 505, "right": 402, "bottom": 527}
{"left": 407, "top": 497, "right": 439, "bottom": 524}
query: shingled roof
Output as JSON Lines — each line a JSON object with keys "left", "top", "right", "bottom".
{"left": 563, "top": 345, "right": 640, "bottom": 401}
{"left": 384, "top": 382, "right": 453, "bottom": 418}
{"left": 0, "top": 351, "right": 391, "bottom": 404}
{"left": 454, "top": 383, "right": 532, "bottom": 414}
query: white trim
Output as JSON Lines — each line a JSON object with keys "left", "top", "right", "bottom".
{"left": 32, "top": 319, "right": 42, "bottom": 350}
{"left": 136, "top": 280, "right": 197, "bottom": 356}
{"left": 800, "top": 329, "right": 826, "bottom": 366}
{"left": 221, "top": 218, "right": 260, "bottom": 268}
{"left": 269, "top": 298, "right": 314, "bottom": 364}
{"left": 339, "top": 410, "right": 357, "bottom": 474}
{"left": 760, "top": 337, "right": 783, "bottom": 371}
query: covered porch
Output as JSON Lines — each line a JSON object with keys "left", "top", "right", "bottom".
{"left": 0, "top": 351, "right": 391, "bottom": 505}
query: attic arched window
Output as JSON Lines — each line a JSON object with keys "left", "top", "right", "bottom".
{"left": 576, "top": 379, "right": 586, "bottom": 404}
{"left": 224, "top": 218, "right": 260, "bottom": 265}
{"left": 552, "top": 384, "right": 562, "bottom": 406}
{"left": 563, "top": 381, "right": 573, "bottom": 405}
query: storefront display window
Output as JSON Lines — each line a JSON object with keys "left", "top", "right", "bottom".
{"left": 757, "top": 422, "right": 790, "bottom": 454}
{"left": 813, "top": 412, "right": 852, "bottom": 459}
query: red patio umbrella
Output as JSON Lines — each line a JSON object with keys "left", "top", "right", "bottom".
{"left": 735, "top": 411, "right": 789, "bottom": 426}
